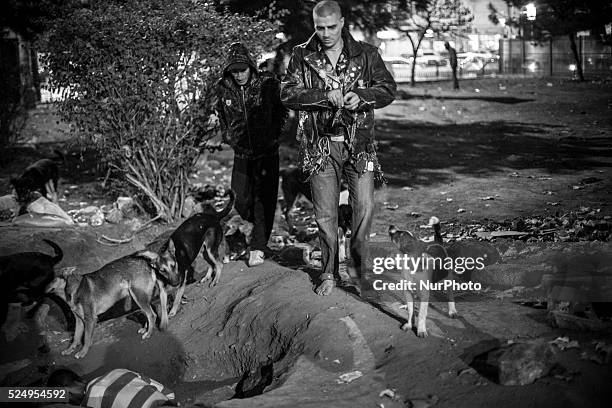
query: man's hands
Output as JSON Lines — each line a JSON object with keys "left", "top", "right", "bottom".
{"left": 327, "top": 90, "right": 361, "bottom": 111}
{"left": 327, "top": 89, "right": 344, "bottom": 108}
{"left": 343, "top": 91, "right": 360, "bottom": 111}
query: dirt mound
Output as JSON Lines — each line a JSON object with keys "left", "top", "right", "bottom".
{"left": 0, "top": 228, "right": 405, "bottom": 407}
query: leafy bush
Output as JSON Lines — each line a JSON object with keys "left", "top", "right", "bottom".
{"left": 42, "top": 0, "right": 278, "bottom": 220}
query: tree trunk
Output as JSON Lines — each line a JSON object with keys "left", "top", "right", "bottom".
{"left": 568, "top": 32, "right": 584, "bottom": 81}
{"left": 406, "top": 34, "right": 417, "bottom": 87}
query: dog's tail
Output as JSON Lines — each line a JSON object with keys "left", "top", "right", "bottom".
{"left": 429, "top": 216, "right": 443, "bottom": 244}
{"left": 42, "top": 239, "right": 63, "bottom": 265}
{"left": 217, "top": 189, "right": 235, "bottom": 219}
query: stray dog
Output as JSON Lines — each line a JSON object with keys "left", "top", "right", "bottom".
{"left": 387, "top": 217, "right": 455, "bottom": 337}
{"left": 225, "top": 227, "right": 248, "bottom": 261}
{"left": 0, "top": 239, "right": 63, "bottom": 327}
{"left": 46, "top": 250, "right": 172, "bottom": 359}
{"left": 280, "top": 167, "right": 312, "bottom": 233}
{"left": 387, "top": 217, "right": 501, "bottom": 337}
{"left": 11, "top": 157, "right": 61, "bottom": 206}
{"left": 151, "top": 190, "right": 235, "bottom": 317}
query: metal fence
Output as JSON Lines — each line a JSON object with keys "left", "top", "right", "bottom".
{"left": 388, "top": 63, "right": 498, "bottom": 83}
{"left": 499, "top": 36, "right": 612, "bottom": 77}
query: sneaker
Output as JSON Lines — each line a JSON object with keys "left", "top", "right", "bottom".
{"left": 248, "top": 250, "right": 265, "bottom": 267}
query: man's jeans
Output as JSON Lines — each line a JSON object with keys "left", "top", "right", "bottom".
{"left": 310, "top": 141, "right": 374, "bottom": 282}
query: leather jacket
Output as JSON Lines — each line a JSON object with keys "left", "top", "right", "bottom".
{"left": 280, "top": 29, "right": 396, "bottom": 179}
{"left": 215, "top": 44, "right": 286, "bottom": 159}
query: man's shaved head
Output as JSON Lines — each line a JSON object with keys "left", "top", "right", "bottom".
{"left": 313, "top": 0, "right": 342, "bottom": 18}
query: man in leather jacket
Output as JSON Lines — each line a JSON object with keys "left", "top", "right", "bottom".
{"left": 215, "top": 42, "right": 286, "bottom": 266}
{"left": 281, "top": 1, "right": 396, "bottom": 295}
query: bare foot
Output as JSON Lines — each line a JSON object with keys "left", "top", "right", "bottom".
{"left": 315, "top": 279, "right": 334, "bottom": 296}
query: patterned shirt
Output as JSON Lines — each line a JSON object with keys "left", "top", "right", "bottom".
{"left": 318, "top": 45, "right": 352, "bottom": 137}
{"left": 82, "top": 369, "right": 175, "bottom": 408}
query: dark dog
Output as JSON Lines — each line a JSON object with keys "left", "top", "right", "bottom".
{"left": 151, "top": 190, "right": 235, "bottom": 317}
{"left": 11, "top": 158, "right": 60, "bottom": 205}
{"left": 225, "top": 228, "right": 248, "bottom": 261}
{"left": 280, "top": 167, "right": 312, "bottom": 233}
{"left": 46, "top": 250, "right": 172, "bottom": 359}
{"left": 0, "top": 239, "right": 63, "bottom": 327}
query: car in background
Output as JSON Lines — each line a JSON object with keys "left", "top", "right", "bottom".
{"left": 412, "top": 54, "right": 449, "bottom": 69}
{"left": 458, "top": 52, "right": 499, "bottom": 70}
{"left": 382, "top": 55, "right": 413, "bottom": 81}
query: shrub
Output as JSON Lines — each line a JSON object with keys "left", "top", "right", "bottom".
{"left": 42, "top": 0, "right": 278, "bottom": 221}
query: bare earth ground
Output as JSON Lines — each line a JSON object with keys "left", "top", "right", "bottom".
{"left": 1, "top": 77, "right": 611, "bottom": 408}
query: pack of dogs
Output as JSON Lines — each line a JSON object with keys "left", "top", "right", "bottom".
{"left": 3, "top": 159, "right": 499, "bottom": 358}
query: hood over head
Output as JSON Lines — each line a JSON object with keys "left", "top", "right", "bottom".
{"left": 223, "top": 42, "right": 258, "bottom": 77}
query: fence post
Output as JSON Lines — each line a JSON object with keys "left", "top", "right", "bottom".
{"left": 499, "top": 38, "right": 503, "bottom": 74}
{"left": 522, "top": 36, "right": 526, "bottom": 75}
{"left": 549, "top": 37, "right": 553, "bottom": 76}
{"left": 509, "top": 38, "right": 513, "bottom": 74}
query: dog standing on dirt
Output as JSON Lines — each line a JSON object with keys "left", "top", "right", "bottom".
{"left": 45, "top": 250, "right": 174, "bottom": 359}
{"left": 387, "top": 217, "right": 456, "bottom": 337}
{"left": 387, "top": 217, "right": 501, "bottom": 337}
{"left": 0, "top": 239, "right": 63, "bottom": 327}
{"left": 11, "top": 152, "right": 63, "bottom": 206}
{"left": 149, "top": 190, "right": 235, "bottom": 318}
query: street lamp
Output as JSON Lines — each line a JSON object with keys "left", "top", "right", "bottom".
{"left": 525, "top": 3, "right": 537, "bottom": 21}
{"left": 498, "top": 17, "right": 507, "bottom": 38}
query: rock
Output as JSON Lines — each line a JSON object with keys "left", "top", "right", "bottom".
{"left": 337, "top": 370, "right": 363, "bottom": 384}
{"left": 472, "top": 340, "right": 554, "bottom": 385}
{"left": 549, "top": 336, "right": 579, "bottom": 351}
{"left": 0, "top": 194, "right": 18, "bottom": 220}
{"left": 116, "top": 196, "right": 135, "bottom": 213}
{"left": 105, "top": 208, "right": 124, "bottom": 224}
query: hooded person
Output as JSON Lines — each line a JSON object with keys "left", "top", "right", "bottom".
{"left": 213, "top": 42, "right": 287, "bottom": 266}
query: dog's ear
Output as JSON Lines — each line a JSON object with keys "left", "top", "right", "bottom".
{"left": 59, "top": 266, "right": 77, "bottom": 278}
{"left": 166, "top": 238, "right": 176, "bottom": 255}
{"left": 135, "top": 250, "right": 160, "bottom": 268}
{"left": 45, "top": 276, "right": 66, "bottom": 294}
